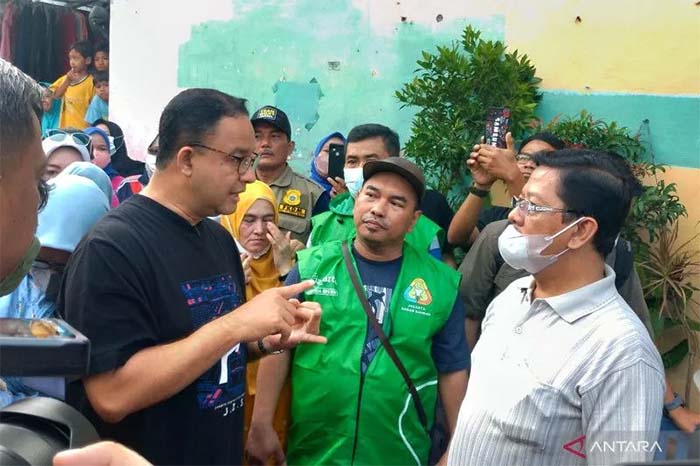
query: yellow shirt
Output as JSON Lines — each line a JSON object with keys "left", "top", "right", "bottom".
{"left": 50, "top": 74, "right": 95, "bottom": 129}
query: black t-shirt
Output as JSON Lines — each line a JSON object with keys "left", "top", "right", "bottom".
{"left": 477, "top": 205, "right": 512, "bottom": 232}
{"left": 420, "top": 189, "right": 454, "bottom": 241}
{"left": 57, "top": 195, "right": 247, "bottom": 466}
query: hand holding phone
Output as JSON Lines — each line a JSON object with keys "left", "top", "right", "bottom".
{"left": 483, "top": 107, "right": 510, "bottom": 148}
{"left": 327, "top": 143, "right": 345, "bottom": 180}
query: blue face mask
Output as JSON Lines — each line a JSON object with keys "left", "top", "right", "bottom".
{"left": 343, "top": 167, "right": 364, "bottom": 198}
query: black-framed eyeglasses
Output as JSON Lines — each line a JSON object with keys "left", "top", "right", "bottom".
{"left": 514, "top": 197, "right": 580, "bottom": 216}
{"left": 188, "top": 143, "right": 258, "bottom": 174}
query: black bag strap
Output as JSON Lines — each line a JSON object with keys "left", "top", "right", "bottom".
{"left": 341, "top": 241, "right": 429, "bottom": 431}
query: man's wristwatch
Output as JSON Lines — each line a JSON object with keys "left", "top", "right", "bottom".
{"left": 469, "top": 182, "right": 491, "bottom": 198}
{"left": 257, "top": 338, "right": 285, "bottom": 355}
{"left": 663, "top": 392, "right": 684, "bottom": 415}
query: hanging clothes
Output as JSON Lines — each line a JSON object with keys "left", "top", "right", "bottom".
{"left": 0, "top": 1, "right": 18, "bottom": 61}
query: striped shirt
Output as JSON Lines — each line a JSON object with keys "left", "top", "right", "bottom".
{"left": 448, "top": 265, "right": 664, "bottom": 466}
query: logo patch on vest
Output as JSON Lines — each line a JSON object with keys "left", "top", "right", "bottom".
{"left": 403, "top": 278, "right": 432, "bottom": 306}
{"left": 306, "top": 275, "right": 338, "bottom": 297}
{"left": 279, "top": 189, "right": 306, "bottom": 218}
{"left": 283, "top": 189, "right": 302, "bottom": 206}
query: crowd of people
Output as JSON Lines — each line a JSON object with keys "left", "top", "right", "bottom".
{"left": 1, "top": 48, "right": 699, "bottom": 466}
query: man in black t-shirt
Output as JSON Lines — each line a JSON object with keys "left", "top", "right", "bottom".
{"left": 58, "top": 89, "right": 325, "bottom": 466}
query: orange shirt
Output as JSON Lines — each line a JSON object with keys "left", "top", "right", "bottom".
{"left": 50, "top": 74, "right": 95, "bottom": 129}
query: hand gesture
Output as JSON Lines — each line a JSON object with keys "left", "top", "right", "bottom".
{"left": 240, "top": 253, "right": 252, "bottom": 285}
{"left": 265, "top": 300, "right": 326, "bottom": 350}
{"left": 230, "top": 280, "right": 320, "bottom": 344}
{"left": 669, "top": 405, "right": 700, "bottom": 433}
{"left": 474, "top": 132, "right": 520, "bottom": 183}
{"left": 54, "top": 441, "right": 151, "bottom": 466}
{"left": 327, "top": 176, "right": 347, "bottom": 198}
{"left": 246, "top": 423, "right": 286, "bottom": 466}
{"left": 266, "top": 222, "right": 297, "bottom": 276}
{"left": 66, "top": 69, "right": 79, "bottom": 83}
{"left": 467, "top": 137, "right": 496, "bottom": 188}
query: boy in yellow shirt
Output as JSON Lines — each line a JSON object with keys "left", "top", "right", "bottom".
{"left": 50, "top": 41, "right": 95, "bottom": 130}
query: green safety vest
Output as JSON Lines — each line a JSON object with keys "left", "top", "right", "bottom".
{"left": 288, "top": 239, "right": 460, "bottom": 466}
{"left": 310, "top": 192, "right": 445, "bottom": 254}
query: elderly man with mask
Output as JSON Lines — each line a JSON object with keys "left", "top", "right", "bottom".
{"left": 447, "top": 149, "right": 664, "bottom": 466}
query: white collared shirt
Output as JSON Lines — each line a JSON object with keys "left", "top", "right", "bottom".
{"left": 449, "top": 265, "right": 664, "bottom": 466}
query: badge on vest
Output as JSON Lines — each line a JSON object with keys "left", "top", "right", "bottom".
{"left": 279, "top": 189, "right": 306, "bottom": 218}
{"left": 401, "top": 278, "right": 433, "bottom": 317}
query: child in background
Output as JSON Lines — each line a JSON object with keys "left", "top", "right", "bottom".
{"left": 93, "top": 41, "right": 109, "bottom": 72}
{"left": 39, "top": 83, "right": 61, "bottom": 137}
{"left": 50, "top": 40, "right": 95, "bottom": 130}
{"left": 85, "top": 71, "right": 109, "bottom": 125}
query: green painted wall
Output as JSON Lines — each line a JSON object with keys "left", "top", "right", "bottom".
{"left": 178, "top": 0, "right": 698, "bottom": 172}
{"left": 178, "top": 0, "right": 504, "bottom": 173}
{"left": 537, "top": 91, "right": 700, "bottom": 169}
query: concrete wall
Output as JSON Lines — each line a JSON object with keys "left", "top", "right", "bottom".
{"left": 111, "top": 0, "right": 700, "bottom": 403}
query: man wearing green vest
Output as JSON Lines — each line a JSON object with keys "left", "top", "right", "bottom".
{"left": 309, "top": 124, "right": 445, "bottom": 260}
{"left": 247, "top": 157, "right": 469, "bottom": 466}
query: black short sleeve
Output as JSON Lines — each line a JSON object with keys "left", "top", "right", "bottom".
{"left": 58, "top": 237, "right": 158, "bottom": 375}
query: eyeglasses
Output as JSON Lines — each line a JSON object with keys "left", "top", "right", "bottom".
{"left": 45, "top": 129, "right": 90, "bottom": 146}
{"left": 515, "top": 153, "right": 533, "bottom": 163}
{"left": 514, "top": 197, "right": 580, "bottom": 216}
{"left": 189, "top": 143, "right": 259, "bottom": 174}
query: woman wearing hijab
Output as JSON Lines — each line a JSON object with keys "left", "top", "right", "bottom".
{"left": 309, "top": 131, "right": 345, "bottom": 194}
{"left": 63, "top": 160, "right": 114, "bottom": 205}
{"left": 219, "top": 180, "right": 304, "bottom": 458}
{"left": 0, "top": 174, "right": 109, "bottom": 407}
{"left": 92, "top": 118, "right": 145, "bottom": 177}
{"left": 84, "top": 125, "right": 123, "bottom": 207}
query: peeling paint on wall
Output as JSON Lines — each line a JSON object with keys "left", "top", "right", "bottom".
{"left": 177, "top": 0, "right": 504, "bottom": 172}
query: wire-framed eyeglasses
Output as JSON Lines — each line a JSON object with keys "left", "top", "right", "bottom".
{"left": 514, "top": 197, "right": 580, "bottom": 216}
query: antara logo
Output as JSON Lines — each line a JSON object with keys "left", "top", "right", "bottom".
{"left": 563, "top": 435, "right": 663, "bottom": 459}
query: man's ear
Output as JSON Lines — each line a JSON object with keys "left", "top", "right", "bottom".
{"left": 406, "top": 209, "right": 422, "bottom": 234}
{"left": 287, "top": 140, "right": 296, "bottom": 159}
{"left": 568, "top": 217, "right": 598, "bottom": 251}
{"left": 175, "top": 146, "right": 195, "bottom": 177}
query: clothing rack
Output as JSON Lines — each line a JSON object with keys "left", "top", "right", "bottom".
{"left": 32, "top": 0, "right": 92, "bottom": 13}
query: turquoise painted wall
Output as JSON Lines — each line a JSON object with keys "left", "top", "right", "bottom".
{"left": 177, "top": 0, "right": 699, "bottom": 173}
{"left": 178, "top": 0, "right": 504, "bottom": 173}
{"left": 537, "top": 91, "right": 700, "bottom": 169}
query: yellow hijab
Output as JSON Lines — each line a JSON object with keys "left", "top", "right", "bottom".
{"left": 220, "top": 180, "right": 280, "bottom": 300}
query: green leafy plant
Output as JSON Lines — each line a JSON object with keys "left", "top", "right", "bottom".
{"left": 396, "top": 25, "right": 540, "bottom": 203}
{"left": 639, "top": 222, "right": 700, "bottom": 402}
{"left": 538, "top": 111, "right": 687, "bottom": 251}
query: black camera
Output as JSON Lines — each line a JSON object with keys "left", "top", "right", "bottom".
{"left": 0, "top": 318, "right": 98, "bottom": 465}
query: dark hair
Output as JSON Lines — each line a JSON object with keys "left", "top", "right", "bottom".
{"left": 157, "top": 88, "right": 249, "bottom": 167}
{"left": 347, "top": 124, "right": 400, "bottom": 158}
{"left": 532, "top": 149, "right": 643, "bottom": 256}
{"left": 94, "top": 41, "right": 109, "bottom": 55}
{"left": 70, "top": 40, "right": 94, "bottom": 60}
{"left": 93, "top": 71, "right": 109, "bottom": 85}
{"left": 0, "top": 59, "right": 43, "bottom": 174}
{"left": 519, "top": 132, "right": 566, "bottom": 152}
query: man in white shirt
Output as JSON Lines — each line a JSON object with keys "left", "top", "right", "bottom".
{"left": 448, "top": 149, "right": 664, "bottom": 466}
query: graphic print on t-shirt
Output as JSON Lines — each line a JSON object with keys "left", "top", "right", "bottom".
{"left": 361, "top": 285, "right": 392, "bottom": 374}
{"left": 181, "top": 273, "right": 246, "bottom": 417}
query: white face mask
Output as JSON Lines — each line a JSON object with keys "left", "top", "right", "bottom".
{"left": 108, "top": 136, "right": 117, "bottom": 156}
{"left": 497, "top": 218, "right": 585, "bottom": 274}
{"left": 145, "top": 154, "right": 157, "bottom": 178}
{"left": 343, "top": 167, "right": 364, "bottom": 198}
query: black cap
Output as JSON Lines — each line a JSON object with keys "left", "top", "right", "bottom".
{"left": 251, "top": 106, "right": 291, "bottom": 139}
{"left": 363, "top": 157, "right": 425, "bottom": 202}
